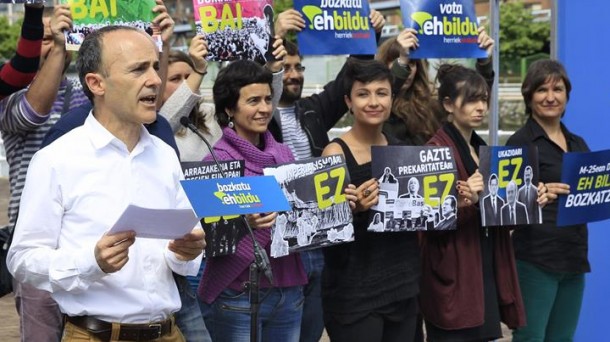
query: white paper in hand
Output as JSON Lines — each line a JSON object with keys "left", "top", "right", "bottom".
{"left": 108, "top": 204, "right": 200, "bottom": 240}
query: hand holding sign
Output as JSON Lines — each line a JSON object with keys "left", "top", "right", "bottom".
{"left": 51, "top": 5, "right": 72, "bottom": 49}
{"left": 246, "top": 212, "right": 278, "bottom": 230}
{"left": 536, "top": 182, "right": 550, "bottom": 208}
{"left": 396, "top": 28, "right": 419, "bottom": 58}
{"left": 546, "top": 182, "right": 570, "bottom": 203}
{"left": 457, "top": 170, "right": 483, "bottom": 207}
{"left": 152, "top": 0, "right": 174, "bottom": 45}
{"left": 476, "top": 26, "right": 494, "bottom": 62}
{"left": 189, "top": 35, "right": 209, "bottom": 75}
{"left": 275, "top": 9, "right": 306, "bottom": 38}
{"left": 265, "top": 36, "right": 286, "bottom": 71}
{"left": 369, "top": 9, "right": 386, "bottom": 33}
{"left": 355, "top": 178, "right": 380, "bottom": 212}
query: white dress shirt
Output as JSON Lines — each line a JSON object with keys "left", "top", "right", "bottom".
{"left": 8, "top": 113, "right": 202, "bottom": 323}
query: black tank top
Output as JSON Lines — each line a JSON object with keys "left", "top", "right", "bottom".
{"left": 322, "top": 138, "right": 421, "bottom": 319}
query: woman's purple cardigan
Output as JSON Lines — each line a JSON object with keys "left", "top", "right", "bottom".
{"left": 198, "top": 127, "right": 307, "bottom": 303}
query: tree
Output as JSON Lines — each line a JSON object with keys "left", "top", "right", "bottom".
{"left": 0, "top": 16, "right": 22, "bottom": 62}
{"left": 499, "top": 1, "right": 550, "bottom": 77}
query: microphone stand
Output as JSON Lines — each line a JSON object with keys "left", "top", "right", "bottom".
{"left": 181, "top": 117, "right": 272, "bottom": 342}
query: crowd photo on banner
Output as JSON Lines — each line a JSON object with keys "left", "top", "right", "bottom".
{"left": 0, "top": 0, "right": 608, "bottom": 342}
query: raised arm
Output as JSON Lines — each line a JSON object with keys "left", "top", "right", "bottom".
{"left": 0, "top": 4, "right": 44, "bottom": 100}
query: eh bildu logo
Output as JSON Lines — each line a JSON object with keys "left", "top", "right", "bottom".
{"left": 214, "top": 182, "right": 262, "bottom": 208}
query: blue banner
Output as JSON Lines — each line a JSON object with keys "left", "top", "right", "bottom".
{"left": 295, "top": 0, "right": 377, "bottom": 55}
{"left": 181, "top": 175, "right": 291, "bottom": 218}
{"left": 399, "top": 0, "right": 486, "bottom": 59}
{"left": 557, "top": 150, "right": 610, "bottom": 226}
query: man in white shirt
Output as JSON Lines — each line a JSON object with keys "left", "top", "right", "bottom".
{"left": 7, "top": 26, "right": 204, "bottom": 342}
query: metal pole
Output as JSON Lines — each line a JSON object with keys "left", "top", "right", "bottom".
{"left": 550, "top": 0, "right": 558, "bottom": 60}
{"left": 488, "top": 0, "right": 500, "bottom": 146}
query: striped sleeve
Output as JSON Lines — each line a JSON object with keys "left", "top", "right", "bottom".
{"left": 0, "top": 5, "right": 44, "bottom": 100}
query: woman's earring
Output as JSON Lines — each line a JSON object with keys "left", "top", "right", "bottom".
{"left": 228, "top": 115, "right": 235, "bottom": 128}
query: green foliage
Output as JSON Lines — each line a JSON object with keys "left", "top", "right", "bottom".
{"left": 0, "top": 16, "right": 22, "bottom": 62}
{"left": 499, "top": 1, "right": 550, "bottom": 70}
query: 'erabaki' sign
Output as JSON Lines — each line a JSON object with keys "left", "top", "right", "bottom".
{"left": 399, "top": 0, "right": 487, "bottom": 59}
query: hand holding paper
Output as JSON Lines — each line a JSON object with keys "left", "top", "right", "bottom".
{"left": 94, "top": 231, "right": 136, "bottom": 274}
{"left": 169, "top": 229, "right": 206, "bottom": 261}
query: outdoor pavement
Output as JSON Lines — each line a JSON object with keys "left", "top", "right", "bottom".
{"left": 0, "top": 176, "right": 510, "bottom": 341}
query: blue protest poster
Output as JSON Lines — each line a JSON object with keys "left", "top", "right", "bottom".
{"left": 181, "top": 175, "right": 291, "bottom": 218}
{"left": 479, "top": 146, "right": 541, "bottom": 227}
{"left": 557, "top": 150, "right": 610, "bottom": 226}
{"left": 370, "top": 146, "right": 458, "bottom": 231}
{"left": 399, "top": 0, "right": 486, "bottom": 59}
{"left": 263, "top": 155, "right": 354, "bottom": 258}
{"left": 294, "top": 0, "right": 377, "bottom": 55}
{"left": 181, "top": 160, "right": 245, "bottom": 257}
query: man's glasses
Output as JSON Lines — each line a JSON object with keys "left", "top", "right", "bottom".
{"left": 284, "top": 65, "right": 306, "bottom": 73}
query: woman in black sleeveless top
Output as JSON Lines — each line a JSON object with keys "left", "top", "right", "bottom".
{"left": 320, "top": 58, "right": 420, "bottom": 342}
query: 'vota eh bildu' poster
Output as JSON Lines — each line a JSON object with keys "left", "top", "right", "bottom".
{"left": 399, "top": 0, "right": 486, "bottom": 59}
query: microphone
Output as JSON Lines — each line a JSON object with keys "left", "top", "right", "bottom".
{"left": 180, "top": 116, "right": 274, "bottom": 285}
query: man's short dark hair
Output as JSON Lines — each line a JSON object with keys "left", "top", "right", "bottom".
{"left": 283, "top": 40, "right": 302, "bottom": 59}
{"left": 76, "top": 26, "right": 143, "bottom": 102}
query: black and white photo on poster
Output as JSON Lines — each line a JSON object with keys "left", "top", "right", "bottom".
{"left": 181, "top": 160, "right": 247, "bottom": 257}
{"left": 479, "top": 146, "right": 541, "bottom": 227}
{"left": 263, "top": 155, "right": 354, "bottom": 258}
{"left": 369, "top": 146, "right": 458, "bottom": 231}
{"left": 193, "top": 0, "right": 275, "bottom": 62}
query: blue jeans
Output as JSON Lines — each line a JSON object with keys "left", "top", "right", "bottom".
{"left": 174, "top": 274, "right": 212, "bottom": 342}
{"left": 201, "top": 286, "right": 304, "bottom": 342}
{"left": 299, "top": 249, "right": 325, "bottom": 342}
{"left": 186, "top": 258, "right": 206, "bottom": 293}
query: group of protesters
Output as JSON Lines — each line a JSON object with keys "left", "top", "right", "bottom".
{"left": 0, "top": 2, "right": 588, "bottom": 342}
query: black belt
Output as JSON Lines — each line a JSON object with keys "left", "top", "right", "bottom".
{"left": 65, "top": 315, "right": 173, "bottom": 341}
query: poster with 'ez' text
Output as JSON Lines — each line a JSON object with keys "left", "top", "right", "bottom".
{"left": 557, "top": 149, "right": 610, "bottom": 226}
{"left": 369, "top": 146, "right": 458, "bottom": 232}
{"left": 193, "top": 0, "right": 275, "bottom": 62}
{"left": 479, "top": 146, "right": 541, "bottom": 227}
{"left": 294, "top": 0, "right": 377, "bottom": 55}
{"left": 181, "top": 160, "right": 246, "bottom": 257}
{"left": 399, "top": 0, "right": 486, "bottom": 59}
{"left": 263, "top": 155, "right": 354, "bottom": 258}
